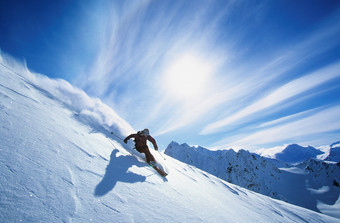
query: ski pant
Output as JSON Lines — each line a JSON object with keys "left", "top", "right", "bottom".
{"left": 136, "top": 146, "right": 155, "bottom": 163}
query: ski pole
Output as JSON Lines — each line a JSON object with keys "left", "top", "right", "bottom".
{"left": 106, "top": 136, "right": 118, "bottom": 150}
{"left": 110, "top": 131, "right": 124, "bottom": 141}
{"left": 158, "top": 151, "right": 166, "bottom": 161}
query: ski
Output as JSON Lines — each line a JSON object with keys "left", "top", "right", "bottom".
{"left": 152, "top": 166, "right": 168, "bottom": 177}
{"left": 153, "top": 166, "right": 168, "bottom": 177}
{"left": 149, "top": 162, "right": 168, "bottom": 177}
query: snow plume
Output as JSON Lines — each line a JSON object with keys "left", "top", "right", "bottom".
{"left": 0, "top": 50, "right": 134, "bottom": 138}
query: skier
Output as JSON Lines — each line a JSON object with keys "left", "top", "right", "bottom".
{"left": 124, "top": 128, "right": 158, "bottom": 165}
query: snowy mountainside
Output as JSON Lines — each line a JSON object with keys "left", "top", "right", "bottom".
{"left": 325, "top": 142, "right": 340, "bottom": 162}
{"left": 297, "top": 159, "right": 340, "bottom": 192}
{"left": 2, "top": 55, "right": 339, "bottom": 222}
{"left": 165, "top": 142, "right": 285, "bottom": 198}
{"left": 165, "top": 141, "right": 340, "bottom": 219}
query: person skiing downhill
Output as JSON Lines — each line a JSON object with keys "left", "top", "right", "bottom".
{"left": 124, "top": 129, "right": 158, "bottom": 165}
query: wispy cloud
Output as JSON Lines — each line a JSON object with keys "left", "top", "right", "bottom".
{"left": 224, "top": 105, "right": 340, "bottom": 150}
{"left": 201, "top": 62, "right": 340, "bottom": 134}
{"left": 76, "top": 1, "right": 235, "bottom": 130}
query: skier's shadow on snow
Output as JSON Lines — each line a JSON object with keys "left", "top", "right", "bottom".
{"left": 94, "top": 149, "right": 146, "bottom": 197}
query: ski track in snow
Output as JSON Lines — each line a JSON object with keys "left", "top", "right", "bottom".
{"left": 1, "top": 60, "right": 340, "bottom": 222}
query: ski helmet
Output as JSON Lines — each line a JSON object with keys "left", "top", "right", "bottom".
{"left": 142, "top": 128, "right": 150, "bottom": 136}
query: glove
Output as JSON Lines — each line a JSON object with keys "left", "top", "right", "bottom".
{"left": 124, "top": 139, "right": 128, "bottom": 144}
{"left": 155, "top": 147, "right": 158, "bottom": 151}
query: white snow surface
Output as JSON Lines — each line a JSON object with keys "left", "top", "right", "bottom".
{"left": 1, "top": 56, "right": 339, "bottom": 222}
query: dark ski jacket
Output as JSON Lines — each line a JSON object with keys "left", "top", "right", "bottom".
{"left": 124, "top": 132, "right": 158, "bottom": 150}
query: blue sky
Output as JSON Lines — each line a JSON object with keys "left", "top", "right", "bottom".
{"left": 1, "top": 0, "right": 340, "bottom": 151}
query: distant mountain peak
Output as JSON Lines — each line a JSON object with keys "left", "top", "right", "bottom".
{"left": 330, "top": 141, "right": 340, "bottom": 148}
{"left": 325, "top": 141, "right": 340, "bottom": 162}
{"left": 274, "top": 144, "right": 323, "bottom": 164}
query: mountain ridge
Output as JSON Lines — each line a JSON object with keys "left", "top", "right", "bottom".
{"left": 165, "top": 141, "right": 340, "bottom": 218}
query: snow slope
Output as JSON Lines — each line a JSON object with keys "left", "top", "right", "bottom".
{"left": 1, "top": 55, "right": 339, "bottom": 222}
{"left": 165, "top": 142, "right": 340, "bottom": 219}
